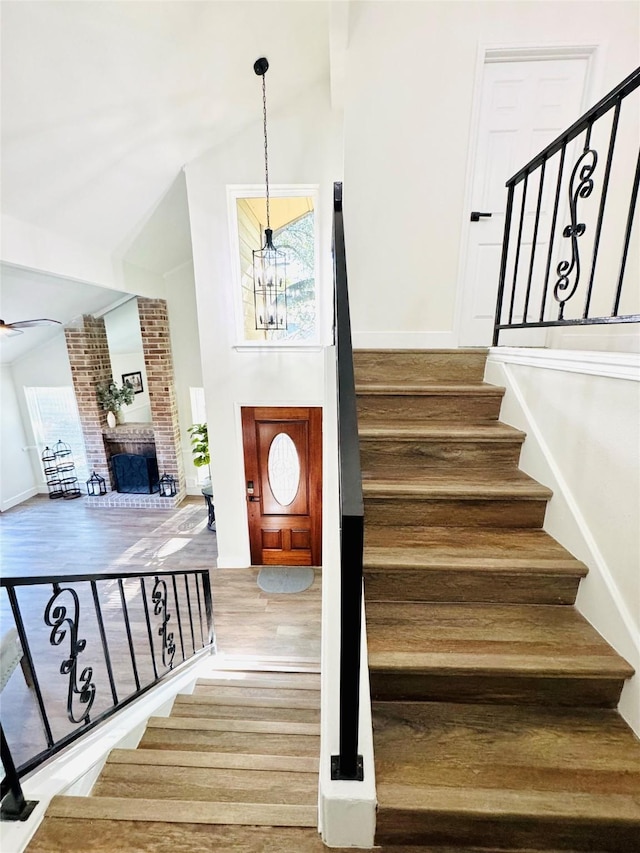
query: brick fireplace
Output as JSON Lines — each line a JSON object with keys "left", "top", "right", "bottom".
{"left": 65, "top": 299, "right": 185, "bottom": 509}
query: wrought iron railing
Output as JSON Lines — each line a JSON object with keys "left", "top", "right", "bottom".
{"left": 0, "top": 568, "right": 214, "bottom": 820}
{"left": 493, "top": 66, "right": 640, "bottom": 345}
{"left": 331, "top": 181, "right": 364, "bottom": 781}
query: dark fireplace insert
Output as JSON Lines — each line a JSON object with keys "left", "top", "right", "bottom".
{"left": 111, "top": 453, "right": 159, "bottom": 494}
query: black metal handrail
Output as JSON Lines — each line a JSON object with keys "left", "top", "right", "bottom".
{"left": 331, "top": 181, "right": 364, "bottom": 782}
{"left": 0, "top": 568, "right": 214, "bottom": 820}
{"left": 493, "top": 66, "right": 640, "bottom": 345}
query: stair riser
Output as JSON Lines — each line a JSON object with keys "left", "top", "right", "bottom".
{"left": 364, "top": 569, "right": 580, "bottom": 605}
{"left": 171, "top": 702, "right": 320, "bottom": 724}
{"left": 364, "top": 498, "right": 548, "bottom": 528}
{"left": 139, "top": 729, "right": 319, "bottom": 756}
{"left": 376, "top": 808, "right": 640, "bottom": 851}
{"left": 93, "top": 766, "right": 318, "bottom": 805}
{"left": 369, "top": 672, "right": 625, "bottom": 707}
{"left": 354, "top": 350, "right": 487, "bottom": 385}
{"left": 357, "top": 394, "right": 503, "bottom": 423}
{"left": 360, "top": 438, "right": 522, "bottom": 473}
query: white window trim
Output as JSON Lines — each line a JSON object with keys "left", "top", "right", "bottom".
{"left": 226, "top": 183, "right": 321, "bottom": 348}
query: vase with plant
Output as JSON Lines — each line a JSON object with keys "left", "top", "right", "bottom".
{"left": 97, "top": 380, "right": 135, "bottom": 425}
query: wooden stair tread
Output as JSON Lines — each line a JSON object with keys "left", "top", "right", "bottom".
{"left": 190, "top": 686, "right": 320, "bottom": 709}
{"left": 364, "top": 525, "right": 580, "bottom": 553}
{"left": 139, "top": 727, "right": 320, "bottom": 756}
{"left": 45, "top": 795, "right": 317, "bottom": 826}
{"left": 372, "top": 702, "right": 640, "bottom": 798}
{"left": 172, "top": 696, "right": 320, "bottom": 722}
{"left": 196, "top": 673, "right": 319, "bottom": 690}
{"left": 92, "top": 763, "right": 318, "bottom": 804}
{"left": 193, "top": 678, "right": 320, "bottom": 708}
{"left": 364, "top": 528, "right": 586, "bottom": 573}
{"left": 356, "top": 383, "right": 504, "bottom": 395}
{"left": 206, "top": 656, "right": 320, "bottom": 674}
{"left": 106, "top": 748, "right": 319, "bottom": 773}
{"left": 366, "top": 603, "right": 633, "bottom": 676}
{"left": 377, "top": 783, "right": 640, "bottom": 821}
{"left": 359, "top": 422, "right": 525, "bottom": 441}
{"left": 148, "top": 715, "right": 319, "bottom": 736}
{"left": 364, "top": 553, "right": 586, "bottom": 574}
{"left": 355, "top": 348, "right": 489, "bottom": 353}
{"left": 27, "top": 821, "right": 340, "bottom": 852}
{"left": 362, "top": 471, "right": 552, "bottom": 500}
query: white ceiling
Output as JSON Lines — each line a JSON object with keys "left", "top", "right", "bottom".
{"left": 1, "top": 1, "right": 331, "bottom": 259}
{"left": 0, "top": 1, "right": 332, "bottom": 363}
{"left": 0, "top": 263, "right": 128, "bottom": 365}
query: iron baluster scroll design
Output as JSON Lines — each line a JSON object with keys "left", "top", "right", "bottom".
{"left": 554, "top": 146, "right": 598, "bottom": 318}
{"left": 1, "top": 567, "right": 214, "bottom": 818}
{"left": 152, "top": 576, "right": 176, "bottom": 669}
{"left": 44, "top": 584, "right": 96, "bottom": 725}
{"left": 493, "top": 66, "right": 640, "bottom": 345}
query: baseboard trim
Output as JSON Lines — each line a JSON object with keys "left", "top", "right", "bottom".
{"left": 489, "top": 347, "right": 640, "bottom": 382}
{"left": 352, "top": 331, "right": 457, "bottom": 349}
{"left": 0, "top": 486, "right": 38, "bottom": 512}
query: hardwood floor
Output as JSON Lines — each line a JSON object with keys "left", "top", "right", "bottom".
{"left": 0, "top": 495, "right": 321, "bottom": 770}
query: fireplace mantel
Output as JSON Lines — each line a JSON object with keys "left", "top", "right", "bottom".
{"left": 102, "top": 423, "right": 155, "bottom": 441}
{"left": 102, "top": 423, "right": 156, "bottom": 460}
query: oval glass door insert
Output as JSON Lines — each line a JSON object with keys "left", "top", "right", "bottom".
{"left": 268, "top": 433, "right": 301, "bottom": 506}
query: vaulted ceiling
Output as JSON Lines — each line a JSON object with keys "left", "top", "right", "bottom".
{"left": 0, "top": 1, "right": 334, "bottom": 362}
{"left": 1, "top": 1, "right": 330, "bottom": 260}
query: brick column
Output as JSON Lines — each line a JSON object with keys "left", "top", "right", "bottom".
{"left": 64, "top": 315, "right": 112, "bottom": 486}
{"left": 137, "top": 298, "right": 185, "bottom": 499}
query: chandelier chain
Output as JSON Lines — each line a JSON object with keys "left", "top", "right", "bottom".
{"left": 262, "top": 73, "right": 270, "bottom": 231}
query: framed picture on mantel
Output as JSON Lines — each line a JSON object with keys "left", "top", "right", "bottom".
{"left": 122, "top": 371, "right": 144, "bottom": 394}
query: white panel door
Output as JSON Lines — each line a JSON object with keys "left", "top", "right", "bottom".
{"left": 459, "top": 57, "right": 589, "bottom": 345}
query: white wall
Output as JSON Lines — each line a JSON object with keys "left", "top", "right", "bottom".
{"left": 185, "top": 80, "right": 342, "bottom": 566}
{"left": 486, "top": 350, "right": 640, "bottom": 734}
{"left": 164, "top": 260, "right": 205, "bottom": 494}
{"left": 343, "top": 0, "right": 639, "bottom": 345}
{"left": 9, "top": 333, "right": 75, "bottom": 492}
{"left": 104, "top": 298, "right": 152, "bottom": 423}
{"left": 0, "top": 365, "right": 38, "bottom": 511}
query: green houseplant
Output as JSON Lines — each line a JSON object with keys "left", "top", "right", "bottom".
{"left": 96, "top": 380, "right": 135, "bottom": 424}
{"left": 187, "top": 423, "right": 209, "bottom": 468}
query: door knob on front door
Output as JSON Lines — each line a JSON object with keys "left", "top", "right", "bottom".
{"left": 470, "top": 211, "right": 492, "bottom": 222}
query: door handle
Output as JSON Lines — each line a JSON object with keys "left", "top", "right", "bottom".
{"left": 470, "top": 211, "right": 492, "bottom": 222}
{"left": 248, "top": 496, "right": 260, "bottom": 502}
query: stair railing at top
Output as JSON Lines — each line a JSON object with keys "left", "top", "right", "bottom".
{"left": 0, "top": 568, "right": 214, "bottom": 820}
{"left": 493, "top": 66, "right": 640, "bottom": 345}
{"left": 331, "top": 181, "right": 364, "bottom": 781}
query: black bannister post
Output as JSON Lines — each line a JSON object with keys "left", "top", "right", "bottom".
{"left": 0, "top": 725, "right": 37, "bottom": 821}
{"left": 331, "top": 181, "right": 365, "bottom": 781}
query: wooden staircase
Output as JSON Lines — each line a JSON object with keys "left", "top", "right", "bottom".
{"left": 27, "top": 669, "right": 332, "bottom": 852}
{"left": 356, "top": 348, "right": 640, "bottom": 851}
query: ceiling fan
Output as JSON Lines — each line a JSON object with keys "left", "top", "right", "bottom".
{"left": 0, "top": 318, "right": 62, "bottom": 337}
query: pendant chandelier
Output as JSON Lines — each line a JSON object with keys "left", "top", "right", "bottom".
{"left": 253, "top": 57, "right": 287, "bottom": 331}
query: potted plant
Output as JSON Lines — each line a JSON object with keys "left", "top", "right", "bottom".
{"left": 96, "top": 380, "right": 135, "bottom": 426}
{"left": 187, "top": 423, "right": 210, "bottom": 469}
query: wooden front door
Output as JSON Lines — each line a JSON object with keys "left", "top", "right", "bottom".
{"left": 241, "top": 407, "right": 322, "bottom": 566}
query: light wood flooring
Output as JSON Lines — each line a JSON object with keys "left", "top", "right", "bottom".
{"left": 0, "top": 495, "right": 321, "bottom": 768}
